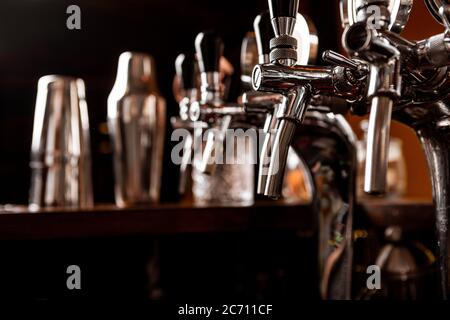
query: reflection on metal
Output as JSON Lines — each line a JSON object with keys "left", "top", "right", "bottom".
{"left": 29, "top": 75, "right": 93, "bottom": 209}
{"left": 249, "top": 0, "right": 365, "bottom": 299}
{"left": 108, "top": 52, "right": 166, "bottom": 207}
{"left": 340, "top": 0, "right": 450, "bottom": 299}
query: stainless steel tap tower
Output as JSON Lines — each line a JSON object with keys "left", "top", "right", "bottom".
{"left": 341, "top": 0, "right": 450, "bottom": 299}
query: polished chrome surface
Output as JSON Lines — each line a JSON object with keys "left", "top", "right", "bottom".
{"left": 417, "top": 127, "right": 450, "bottom": 299}
{"left": 264, "top": 119, "right": 297, "bottom": 198}
{"left": 339, "top": 0, "right": 450, "bottom": 298}
{"left": 343, "top": 18, "right": 401, "bottom": 195}
{"left": 257, "top": 111, "right": 277, "bottom": 194}
{"left": 249, "top": 0, "right": 366, "bottom": 299}
{"left": 252, "top": 63, "right": 333, "bottom": 93}
{"left": 108, "top": 52, "right": 166, "bottom": 207}
{"left": 364, "top": 96, "right": 393, "bottom": 194}
{"left": 253, "top": 0, "right": 365, "bottom": 200}
{"left": 363, "top": 58, "right": 400, "bottom": 195}
{"left": 29, "top": 75, "right": 93, "bottom": 209}
{"left": 271, "top": 16, "right": 296, "bottom": 37}
{"left": 323, "top": 50, "right": 360, "bottom": 70}
{"left": 252, "top": 63, "right": 364, "bottom": 100}
{"left": 264, "top": 86, "right": 309, "bottom": 198}
{"left": 242, "top": 91, "right": 283, "bottom": 113}
{"left": 393, "top": 99, "right": 450, "bottom": 299}
{"left": 269, "top": 1, "right": 299, "bottom": 67}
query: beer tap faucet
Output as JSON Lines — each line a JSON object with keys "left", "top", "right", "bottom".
{"left": 248, "top": 3, "right": 367, "bottom": 299}
{"left": 252, "top": 0, "right": 366, "bottom": 199}
{"left": 341, "top": 0, "right": 450, "bottom": 298}
{"left": 244, "top": 11, "right": 284, "bottom": 195}
{"left": 342, "top": 0, "right": 402, "bottom": 195}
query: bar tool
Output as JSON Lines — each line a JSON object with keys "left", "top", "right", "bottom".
{"left": 108, "top": 52, "right": 166, "bottom": 207}
{"left": 29, "top": 75, "right": 93, "bottom": 209}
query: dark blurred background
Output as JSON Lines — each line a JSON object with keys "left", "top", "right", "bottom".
{"left": 0, "top": 0, "right": 340, "bottom": 205}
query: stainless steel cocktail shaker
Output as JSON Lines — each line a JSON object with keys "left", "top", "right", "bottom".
{"left": 108, "top": 52, "right": 166, "bottom": 207}
{"left": 29, "top": 75, "right": 93, "bottom": 209}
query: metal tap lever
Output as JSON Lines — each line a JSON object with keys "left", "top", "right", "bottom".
{"left": 322, "top": 50, "right": 359, "bottom": 70}
{"left": 343, "top": 11, "right": 401, "bottom": 194}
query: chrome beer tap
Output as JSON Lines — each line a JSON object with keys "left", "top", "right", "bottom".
{"left": 192, "top": 31, "right": 266, "bottom": 175}
{"left": 248, "top": 2, "right": 367, "bottom": 299}
{"left": 191, "top": 31, "right": 233, "bottom": 175}
{"left": 244, "top": 10, "right": 285, "bottom": 195}
{"left": 252, "top": 0, "right": 366, "bottom": 199}
{"left": 341, "top": 0, "right": 450, "bottom": 299}
{"left": 187, "top": 31, "right": 264, "bottom": 205}
{"left": 342, "top": 0, "right": 402, "bottom": 195}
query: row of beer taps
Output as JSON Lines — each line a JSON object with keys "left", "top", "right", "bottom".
{"left": 23, "top": 0, "right": 450, "bottom": 299}
{"left": 172, "top": 0, "right": 450, "bottom": 299}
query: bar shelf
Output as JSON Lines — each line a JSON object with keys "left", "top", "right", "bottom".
{"left": 0, "top": 199, "right": 434, "bottom": 240}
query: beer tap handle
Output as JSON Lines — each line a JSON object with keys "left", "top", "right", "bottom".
{"left": 322, "top": 50, "right": 368, "bottom": 78}
{"left": 268, "top": 0, "right": 300, "bottom": 66}
{"left": 254, "top": 10, "right": 275, "bottom": 63}
{"left": 322, "top": 50, "right": 359, "bottom": 70}
{"left": 195, "top": 31, "right": 224, "bottom": 104}
{"left": 268, "top": 0, "right": 299, "bottom": 30}
{"left": 195, "top": 31, "right": 223, "bottom": 74}
{"left": 175, "top": 53, "right": 196, "bottom": 91}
